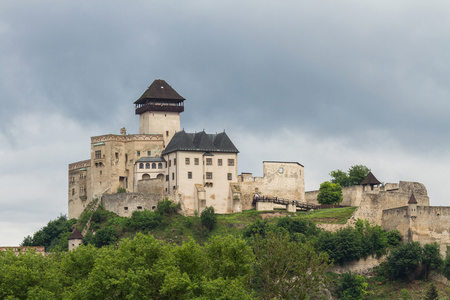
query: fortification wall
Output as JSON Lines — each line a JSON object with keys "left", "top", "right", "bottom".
{"left": 136, "top": 178, "right": 164, "bottom": 194}
{"left": 329, "top": 255, "right": 386, "bottom": 275}
{"left": 102, "top": 193, "right": 163, "bottom": 217}
{"left": 306, "top": 185, "right": 363, "bottom": 206}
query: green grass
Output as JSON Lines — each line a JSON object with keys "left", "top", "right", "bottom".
{"left": 295, "top": 206, "right": 358, "bottom": 224}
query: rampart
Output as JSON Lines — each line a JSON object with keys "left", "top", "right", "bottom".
{"left": 102, "top": 193, "right": 163, "bottom": 217}
{"left": 306, "top": 185, "right": 363, "bottom": 207}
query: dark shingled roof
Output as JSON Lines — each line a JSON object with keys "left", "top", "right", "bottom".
{"left": 162, "top": 130, "right": 239, "bottom": 155}
{"left": 134, "top": 79, "right": 185, "bottom": 105}
{"left": 68, "top": 228, "right": 83, "bottom": 240}
{"left": 408, "top": 193, "right": 418, "bottom": 204}
{"left": 360, "top": 172, "right": 381, "bottom": 185}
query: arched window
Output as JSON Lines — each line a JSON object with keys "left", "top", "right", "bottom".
{"left": 152, "top": 163, "right": 156, "bottom": 169}
{"left": 139, "top": 163, "right": 144, "bottom": 169}
{"left": 142, "top": 174, "right": 150, "bottom": 180}
{"left": 158, "top": 163, "right": 163, "bottom": 169}
{"left": 145, "top": 163, "right": 150, "bottom": 169}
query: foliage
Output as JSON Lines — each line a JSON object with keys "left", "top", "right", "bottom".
{"left": 251, "top": 232, "right": 331, "bottom": 299}
{"left": 443, "top": 246, "right": 450, "bottom": 280}
{"left": 243, "top": 219, "right": 271, "bottom": 238}
{"left": 117, "top": 187, "right": 127, "bottom": 193}
{"left": 355, "top": 219, "right": 388, "bottom": 258}
{"left": 386, "top": 229, "right": 402, "bottom": 247}
{"left": 276, "top": 217, "right": 319, "bottom": 236}
{"left": 330, "top": 165, "right": 371, "bottom": 187}
{"left": 156, "top": 198, "right": 180, "bottom": 216}
{"left": 424, "top": 283, "right": 439, "bottom": 300}
{"left": 201, "top": 206, "right": 217, "bottom": 231}
{"left": 318, "top": 227, "right": 361, "bottom": 265}
{"left": 21, "top": 215, "right": 76, "bottom": 252}
{"left": 127, "top": 209, "right": 162, "bottom": 232}
{"left": 317, "top": 181, "right": 343, "bottom": 205}
{"left": 92, "top": 227, "right": 118, "bottom": 247}
{"left": 422, "top": 242, "right": 443, "bottom": 280}
{"left": 337, "top": 272, "right": 368, "bottom": 300}
{"left": 384, "top": 241, "right": 423, "bottom": 281}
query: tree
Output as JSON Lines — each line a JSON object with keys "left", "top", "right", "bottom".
{"left": 422, "top": 242, "right": 443, "bottom": 280}
{"left": 330, "top": 165, "right": 370, "bottom": 187}
{"left": 443, "top": 246, "right": 450, "bottom": 280}
{"left": 337, "top": 272, "right": 368, "bottom": 300}
{"left": 252, "top": 232, "right": 331, "bottom": 299}
{"left": 385, "top": 241, "right": 423, "bottom": 281}
{"left": 201, "top": 206, "right": 217, "bottom": 231}
{"left": 317, "top": 181, "right": 343, "bottom": 205}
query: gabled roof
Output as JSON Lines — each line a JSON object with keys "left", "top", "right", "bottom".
{"left": 360, "top": 172, "right": 381, "bottom": 185}
{"left": 162, "top": 130, "right": 239, "bottom": 155}
{"left": 68, "top": 228, "right": 83, "bottom": 240}
{"left": 408, "top": 193, "right": 418, "bottom": 204}
{"left": 134, "top": 79, "right": 185, "bottom": 105}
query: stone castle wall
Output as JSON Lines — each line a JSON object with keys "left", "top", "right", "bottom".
{"left": 306, "top": 185, "right": 363, "bottom": 206}
{"left": 102, "top": 193, "right": 163, "bottom": 217}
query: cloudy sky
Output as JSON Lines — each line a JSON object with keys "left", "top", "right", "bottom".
{"left": 1, "top": 1, "right": 449, "bottom": 245}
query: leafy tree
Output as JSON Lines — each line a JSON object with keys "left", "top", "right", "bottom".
{"left": 318, "top": 227, "right": 361, "bottom": 265}
{"left": 424, "top": 282, "right": 439, "bottom": 300}
{"left": 337, "top": 272, "right": 368, "bottom": 300}
{"left": 422, "top": 242, "right": 443, "bottom": 280}
{"left": 443, "top": 246, "right": 450, "bottom": 280}
{"left": 385, "top": 241, "right": 423, "bottom": 281}
{"left": 156, "top": 198, "right": 180, "bottom": 216}
{"left": 252, "top": 232, "right": 331, "bottom": 299}
{"left": 21, "top": 215, "right": 76, "bottom": 251}
{"left": 317, "top": 181, "right": 343, "bottom": 205}
{"left": 386, "top": 229, "right": 402, "bottom": 247}
{"left": 92, "top": 227, "right": 118, "bottom": 247}
{"left": 201, "top": 206, "right": 217, "bottom": 231}
{"left": 127, "top": 209, "right": 162, "bottom": 231}
{"left": 330, "top": 165, "right": 370, "bottom": 187}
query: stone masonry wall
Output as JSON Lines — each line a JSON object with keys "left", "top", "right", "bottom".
{"left": 102, "top": 193, "right": 163, "bottom": 217}
{"left": 306, "top": 185, "right": 363, "bottom": 206}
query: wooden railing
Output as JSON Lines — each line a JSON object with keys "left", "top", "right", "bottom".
{"left": 255, "top": 197, "right": 349, "bottom": 210}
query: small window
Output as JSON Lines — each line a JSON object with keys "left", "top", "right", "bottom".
{"left": 206, "top": 172, "right": 213, "bottom": 179}
{"left": 124, "top": 207, "right": 128, "bottom": 210}
{"left": 228, "top": 159, "right": 235, "bottom": 166}
{"left": 218, "top": 159, "right": 222, "bottom": 166}
{"left": 165, "top": 175, "right": 169, "bottom": 181}
{"left": 152, "top": 163, "right": 156, "bottom": 169}
{"left": 139, "top": 163, "right": 144, "bottom": 169}
{"left": 147, "top": 151, "right": 151, "bottom": 156}
{"left": 72, "top": 188, "right": 75, "bottom": 195}
{"left": 137, "top": 151, "right": 140, "bottom": 156}
{"left": 206, "top": 158, "right": 212, "bottom": 165}
{"left": 137, "top": 206, "right": 142, "bottom": 210}
{"left": 173, "top": 185, "right": 176, "bottom": 190}
{"left": 194, "top": 158, "right": 199, "bottom": 165}
{"left": 100, "top": 171, "right": 102, "bottom": 175}
{"left": 172, "top": 173, "right": 175, "bottom": 180}
{"left": 115, "top": 152, "right": 119, "bottom": 159}
{"left": 95, "top": 150, "right": 101, "bottom": 159}
{"left": 169, "top": 160, "right": 171, "bottom": 167}
{"left": 174, "top": 158, "right": 177, "bottom": 165}
{"left": 185, "top": 158, "right": 190, "bottom": 165}
{"left": 152, "top": 206, "right": 156, "bottom": 210}
{"left": 145, "top": 163, "right": 150, "bottom": 169}
{"left": 188, "top": 171, "right": 192, "bottom": 179}
{"left": 166, "top": 130, "right": 169, "bottom": 137}
{"left": 227, "top": 173, "right": 232, "bottom": 180}
{"left": 158, "top": 163, "right": 163, "bottom": 169}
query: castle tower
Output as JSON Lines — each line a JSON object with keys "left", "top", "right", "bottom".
{"left": 408, "top": 192, "right": 418, "bottom": 218}
{"left": 360, "top": 172, "right": 381, "bottom": 191}
{"left": 68, "top": 228, "right": 83, "bottom": 251}
{"left": 134, "top": 79, "right": 186, "bottom": 146}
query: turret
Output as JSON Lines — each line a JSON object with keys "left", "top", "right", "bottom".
{"left": 134, "top": 80, "right": 185, "bottom": 146}
{"left": 68, "top": 228, "right": 83, "bottom": 251}
{"left": 360, "top": 172, "right": 381, "bottom": 191}
{"left": 408, "top": 192, "right": 418, "bottom": 218}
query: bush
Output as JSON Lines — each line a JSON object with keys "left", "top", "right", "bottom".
{"left": 317, "top": 181, "right": 343, "bottom": 205}
{"left": 93, "top": 227, "right": 118, "bottom": 247}
{"left": 337, "top": 272, "right": 367, "bottom": 300}
{"left": 117, "top": 187, "right": 127, "bottom": 193}
{"left": 386, "top": 229, "right": 402, "bottom": 247}
{"left": 443, "top": 246, "right": 450, "bottom": 280}
{"left": 201, "top": 207, "right": 217, "bottom": 231}
{"left": 156, "top": 199, "right": 180, "bottom": 216}
{"left": 127, "top": 210, "right": 162, "bottom": 232}
{"left": 385, "top": 241, "right": 423, "bottom": 280}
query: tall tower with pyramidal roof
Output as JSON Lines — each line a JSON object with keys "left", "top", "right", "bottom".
{"left": 134, "top": 79, "right": 185, "bottom": 146}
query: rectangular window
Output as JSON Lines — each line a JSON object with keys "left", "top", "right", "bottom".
{"left": 206, "top": 158, "right": 212, "bottom": 165}
{"left": 169, "top": 160, "right": 171, "bottom": 167}
{"left": 166, "top": 175, "right": 169, "bottom": 182}
{"left": 228, "top": 159, "right": 235, "bottom": 166}
{"left": 147, "top": 151, "right": 151, "bottom": 156}
{"left": 185, "top": 157, "right": 190, "bottom": 165}
{"left": 172, "top": 173, "right": 175, "bottom": 180}
{"left": 137, "top": 151, "right": 140, "bottom": 156}
{"left": 218, "top": 159, "right": 222, "bottom": 166}
{"left": 166, "top": 130, "right": 169, "bottom": 137}
{"left": 194, "top": 158, "right": 199, "bottom": 165}
{"left": 188, "top": 171, "right": 192, "bottom": 179}
{"left": 95, "top": 150, "right": 101, "bottom": 159}
{"left": 115, "top": 152, "right": 119, "bottom": 159}
{"left": 206, "top": 172, "right": 213, "bottom": 180}
{"left": 174, "top": 158, "right": 177, "bottom": 165}
{"left": 227, "top": 173, "right": 232, "bottom": 180}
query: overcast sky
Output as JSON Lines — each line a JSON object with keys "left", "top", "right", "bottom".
{"left": 1, "top": 1, "right": 449, "bottom": 246}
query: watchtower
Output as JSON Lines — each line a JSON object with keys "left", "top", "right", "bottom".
{"left": 134, "top": 79, "right": 186, "bottom": 146}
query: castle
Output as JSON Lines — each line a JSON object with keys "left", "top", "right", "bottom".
{"left": 68, "top": 80, "right": 304, "bottom": 219}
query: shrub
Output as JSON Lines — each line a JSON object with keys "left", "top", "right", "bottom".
{"left": 337, "top": 272, "right": 367, "bottom": 300}
{"left": 127, "top": 210, "right": 162, "bottom": 232}
{"left": 156, "top": 199, "right": 180, "bottom": 216}
{"left": 317, "top": 181, "right": 343, "bottom": 205}
{"left": 385, "top": 241, "right": 423, "bottom": 281}
{"left": 117, "top": 187, "right": 127, "bottom": 193}
{"left": 93, "top": 227, "right": 118, "bottom": 247}
{"left": 201, "top": 206, "right": 217, "bottom": 231}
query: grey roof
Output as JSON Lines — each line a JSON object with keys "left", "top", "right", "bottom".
{"left": 162, "top": 130, "right": 239, "bottom": 155}
{"left": 68, "top": 228, "right": 83, "bottom": 240}
{"left": 134, "top": 79, "right": 185, "bottom": 105}
{"left": 136, "top": 156, "right": 167, "bottom": 163}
